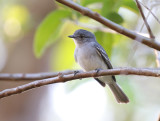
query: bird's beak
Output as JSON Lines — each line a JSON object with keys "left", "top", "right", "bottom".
{"left": 68, "top": 35, "right": 75, "bottom": 38}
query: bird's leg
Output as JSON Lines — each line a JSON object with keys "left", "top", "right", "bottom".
{"left": 74, "top": 70, "right": 80, "bottom": 76}
{"left": 94, "top": 68, "right": 106, "bottom": 87}
{"left": 95, "top": 68, "right": 102, "bottom": 74}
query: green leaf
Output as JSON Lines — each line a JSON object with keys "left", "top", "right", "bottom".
{"left": 122, "top": 0, "right": 139, "bottom": 13}
{"left": 101, "top": 0, "right": 123, "bottom": 24}
{"left": 101, "top": 0, "right": 114, "bottom": 16}
{"left": 101, "top": 0, "right": 122, "bottom": 16}
{"left": 34, "top": 10, "right": 71, "bottom": 58}
{"left": 106, "top": 12, "right": 124, "bottom": 24}
{"left": 81, "top": 0, "right": 102, "bottom": 6}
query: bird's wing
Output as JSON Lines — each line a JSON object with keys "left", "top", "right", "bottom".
{"left": 94, "top": 43, "right": 116, "bottom": 82}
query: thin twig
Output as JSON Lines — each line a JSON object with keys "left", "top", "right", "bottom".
{"left": 135, "top": 0, "right": 160, "bottom": 67}
{"left": 55, "top": 0, "right": 160, "bottom": 50}
{"left": 139, "top": 8, "right": 150, "bottom": 34}
{"left": 0, "top": 67, "right": 160, "bottom": 99}
{"left": 135, "top": 0, "right": 155, "bottom": 39}
{"left": 140, "top": 1, "right": 160, "bottom": 67}
{"left": 0, "top": 70, "right": 80, "bottom": 81}
{"left": 139, "top": 1, "right": 160, "bottom": 24}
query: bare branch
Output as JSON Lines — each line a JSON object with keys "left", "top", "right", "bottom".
{"left": 135, "top": 0, "right": 155, "bottom": 39}
{"left": 0, "top": 68, "right": 160, "bottom": 99}
{"left": 0, "top": 70, "right": 79, "bottom": 81}
{"left": 139, "top": 1, "right": 160, "bottom": 25}
{"left": 55, "top": 0, "right": 160, "bottom": 51}
{"left": 135, "top": 0, "right": 160, "bottom": 67}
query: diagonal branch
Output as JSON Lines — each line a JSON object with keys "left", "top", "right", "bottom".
{"left": 135, "top": 0, "right": 155, "bottom": 39}
{"left": 55, "top": 0, "right": 160, "bottom": 51}
{"left": 0, "top": 67, "right": 160, "bottom": 99}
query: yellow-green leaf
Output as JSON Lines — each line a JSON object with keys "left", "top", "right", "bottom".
{"left": 34, "top": 10, "right": 71, "bottom": 58}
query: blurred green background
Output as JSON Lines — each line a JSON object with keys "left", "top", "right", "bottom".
{"left": 0, "top": 0, "right": 160, "bottom": 121}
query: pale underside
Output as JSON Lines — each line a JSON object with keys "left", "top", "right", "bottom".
{"left": 74, "top": 42, "right": 113, "bottom": 84}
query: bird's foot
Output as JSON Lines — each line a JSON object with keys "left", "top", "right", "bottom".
{"left": 74, "top": 70, "right": 80, "bottom": 76}
{"left": 95, "top": 68, "right": 102, "bottom": 74}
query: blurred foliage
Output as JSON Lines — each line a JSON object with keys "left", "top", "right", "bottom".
{"left": 50, "top": 21, "right": 76, "bottom": 71}
{"left": 0, "top": 0, "right": 31, "bottom": 41}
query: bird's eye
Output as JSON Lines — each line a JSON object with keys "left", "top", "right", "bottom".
{"left": 80, "top": 35, "right": 84, "bottom": 38}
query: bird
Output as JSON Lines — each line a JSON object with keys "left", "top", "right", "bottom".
{"left": 68, "top": 29, "right": 129, "bottom": 103}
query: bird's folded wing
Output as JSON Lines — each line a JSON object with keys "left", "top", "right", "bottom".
{"left": 94, "top": 43, "right": 116, "bottom": 82}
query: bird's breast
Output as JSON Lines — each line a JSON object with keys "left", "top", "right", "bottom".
{"left": 75, "top": 44, "right": 106, "bottom": 71}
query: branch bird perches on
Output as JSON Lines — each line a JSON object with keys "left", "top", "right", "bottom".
{"left": 0, "top": 68, "right": 160, "bottom": 99}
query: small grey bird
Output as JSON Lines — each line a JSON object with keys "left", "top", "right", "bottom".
{"left": 68, "top": 29, "right": 129, "bottom": 103}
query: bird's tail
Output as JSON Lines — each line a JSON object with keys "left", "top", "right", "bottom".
{"left": 108, "top": 82, "right": 129, "bottom": 103}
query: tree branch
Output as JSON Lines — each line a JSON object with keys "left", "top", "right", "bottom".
{"left": 135, "top": 0, "right": 160, "bottom": 67}
{"left": 55, "top": 0, "right": 160, "bottom": 51}
{"left": 139, "top": 1, "right": 160, "bottom": 25}
{"left": 135, "top": 0, "right": 155, "bottom": 39}
{"left": 0, "top": 68, "right": 160, "bottom": 99}
{"left": 0, "top": 70, "right": 79, "bottom": 81}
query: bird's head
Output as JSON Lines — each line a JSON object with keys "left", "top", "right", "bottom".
{"left": 68, "top": 29, "right": 96, "bottom": 44}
